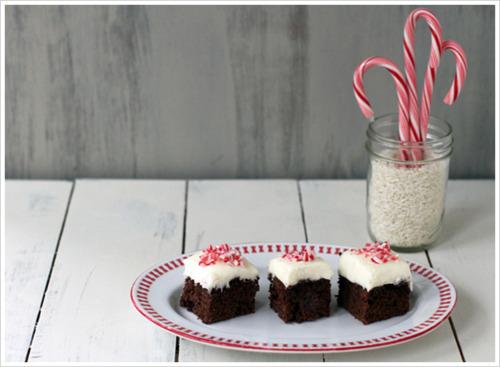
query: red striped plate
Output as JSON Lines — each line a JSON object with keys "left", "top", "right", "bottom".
{"left": 130, "top": 243, "right": 456, "bottom": 353}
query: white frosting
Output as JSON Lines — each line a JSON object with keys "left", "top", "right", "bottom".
{"left": 183, "top": 251, "right": 259, "bottom": 290}
{"left": 268, "top": 256, "right": 333, "bottom": 287}
{"left": 338, "top": 251, "right": 412, "bottom": 291}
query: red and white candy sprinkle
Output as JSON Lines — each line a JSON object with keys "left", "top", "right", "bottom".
{"left": 282, "top": 249, "right": 316, "bottom": 262}
{"left": 198, "top": 244, "right": 243, "bottom": 267}
{"left": 350, "top": 241, "right": 399, "bottom": 264}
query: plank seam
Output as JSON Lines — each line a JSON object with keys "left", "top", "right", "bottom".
{"left": 24, "top": 181, "right": 76, "bottom": 362}
{"left": 297, "top": 181, "right": 309, "bottom": 242}
{"left": 181, "top": 180, "right": 189, "bottom": 256}
{"left": 297, "top": 181, "right": 326, "bottom": 362}
{"left": 425, "top": 250, "right": 466, "bottom": 362}
{"left": 175, "top": 180, "right": 189, "bottom": 362}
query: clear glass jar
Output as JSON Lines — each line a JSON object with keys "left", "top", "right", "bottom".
{"left": 366, "top": 114, "right": 453, "bottom": 252}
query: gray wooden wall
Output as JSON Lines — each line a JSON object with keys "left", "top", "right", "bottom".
{"left": 6, "top": 5, "right": 495, "bottom": 179}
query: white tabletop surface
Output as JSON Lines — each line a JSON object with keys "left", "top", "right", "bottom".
{"left": 4, "top": 179, "right": 496, "bottom": 363}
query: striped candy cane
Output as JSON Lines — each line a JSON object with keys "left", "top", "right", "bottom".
{"left": 404, "top": 8, "right": 443, "bottom": 141}
{"left": 353, "top": 56, "right": 410, "bottom": 144}
{"left": 420, "top": 39, "right": 468, "bottom": 138}
{"left": 442, "top": 40, "right": 468, "bottom": 105}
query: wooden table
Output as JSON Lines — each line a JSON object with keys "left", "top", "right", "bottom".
{"left": 5, "top": 179, "right": 496, "bottom": 363}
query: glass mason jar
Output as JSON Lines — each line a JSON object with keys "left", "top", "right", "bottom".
{"left": 366, "top": 114, "right": 453, "bottom": 252}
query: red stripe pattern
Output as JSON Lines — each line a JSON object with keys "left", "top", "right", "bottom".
{"left": 419, "top": 39, "right": 468, "bottom": 139}
{"left": 404, "top": 8, "right": 443, "bottom": 141}
{"left": 441, "top": 40, "right": 468, "bottom": 106}
{"left": 131, "top": 243, "right": 456, "bottom": 353}
{"left": 353, "top": 8, "right": 468, "bottom": 157}
{"left": 353, "top": 56, "right": 410, "bottom": 143}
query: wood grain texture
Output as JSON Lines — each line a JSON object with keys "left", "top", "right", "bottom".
{"left": 226, "top": 7, "right": 308, "bottom": 177}
{"left": 28, "top": 180, "right": 185, "bottom": 362}
{"left": 5, "top": 181, "right": 72, "bottom": 362}
{"left": 299, "top": 180, "right": 463, "bottom": 362}
{"left": 427, "top": 180, "right": 495, "bottom": 361}
{"left": 179, "top": 180, "right": 321, "bottom": 362}
{"left": 5, "top": 179, "right": 495, "bottom": 362}
{"left": 5, "top": 5, "right": 495, "bottom": 180}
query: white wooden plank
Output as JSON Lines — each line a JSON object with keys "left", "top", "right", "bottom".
{"left": 300, "top": 180, "right": 462, "bottom": 362}
{"left": 426, "top": 180, "right": 495, "bottom": 362}
{"left": 28, "top": 180, "right": 185, "bottom": 362}
{"left": 5, "top": 181, "right": 72, "bottom": 362}
{"left": 179, "top": 180, "right": 322, "bottom": 362}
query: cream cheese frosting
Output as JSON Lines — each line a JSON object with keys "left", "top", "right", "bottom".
{"left": 183, "top": 251, "right": 259, "bottom": 290}
{"left": 268, "top": 256, "right": 333, "bottom": 287}
{"left": 338, "top": 250, "right": 412, "bottom": 291}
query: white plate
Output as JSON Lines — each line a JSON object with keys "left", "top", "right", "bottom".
{"left": 130, "top": 243, "right": 456, "bottom": 353}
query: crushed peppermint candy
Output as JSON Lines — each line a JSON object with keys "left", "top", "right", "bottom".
{"left": 350, "top": 241, "right": 399, "bottom": 264}
{"left": 282, "top": 249, "right": 316, "bottom": 262}
{"left": 198, "top": 244, "right": 243, "bottom": 267}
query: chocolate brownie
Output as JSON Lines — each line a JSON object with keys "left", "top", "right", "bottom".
{"left": 180, "top": 244, "right": 260, "bottom": 324}
{"left": 268, "top": 274, "right": 331, "bottom": 323}
{"left": 337, "top": 241, "right": 412, "bottom": 324}
{"left": 267, "top": 248, "right": 333, "bottom": 323}
{"left": 180, "top": 276, "right": 259, "bottom": 324}
{"left": 337, "top": 275, "right": 410, "bottom": 324}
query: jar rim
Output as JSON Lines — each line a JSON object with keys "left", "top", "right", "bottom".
{"left": 365, "top": 142, "right": 453, "bottom": 164}
{"left": 367, "top": 113, "right": 453, "bottom": 148}
{"left": 366, "top": 113, "right": 453, "bottom": 163}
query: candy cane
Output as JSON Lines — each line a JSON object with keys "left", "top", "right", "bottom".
{"left": 442, "top": 40, "right": 468, "bottom": 105}
{"left": 404, "top": 8, "right": 443, "bottom": 141}
{"left": 353, "top": 56, "right": 410, "bottom": 144}
{"left": 420, "top": 39, "right": 468, "bottom": 138}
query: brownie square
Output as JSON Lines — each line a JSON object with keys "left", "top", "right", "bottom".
{"left": 180, "top": 276, "right": 259, "bottom": 324}
{"left": 337, "top": 275, "right": 410, "bottom": 324}
{"left": 268, "top": 274, "right": 331, "bottom": 323}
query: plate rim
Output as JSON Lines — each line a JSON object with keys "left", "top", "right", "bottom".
{"left": 130, "top": 243, "right": 457, "bottom": 353}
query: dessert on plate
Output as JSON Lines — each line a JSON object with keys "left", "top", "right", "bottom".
{"left": 337, "top": 241, "right": 412, "bottom": 324}
{"left": 180, "top": 244, "right": 259, "bottom": 324}
{"left": 268, "top": 247, "right": 333, "bottom": 323}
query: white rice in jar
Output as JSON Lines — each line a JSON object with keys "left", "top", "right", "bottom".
{"left": 367, "top": 158, "right": 449, "bottom": 248}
